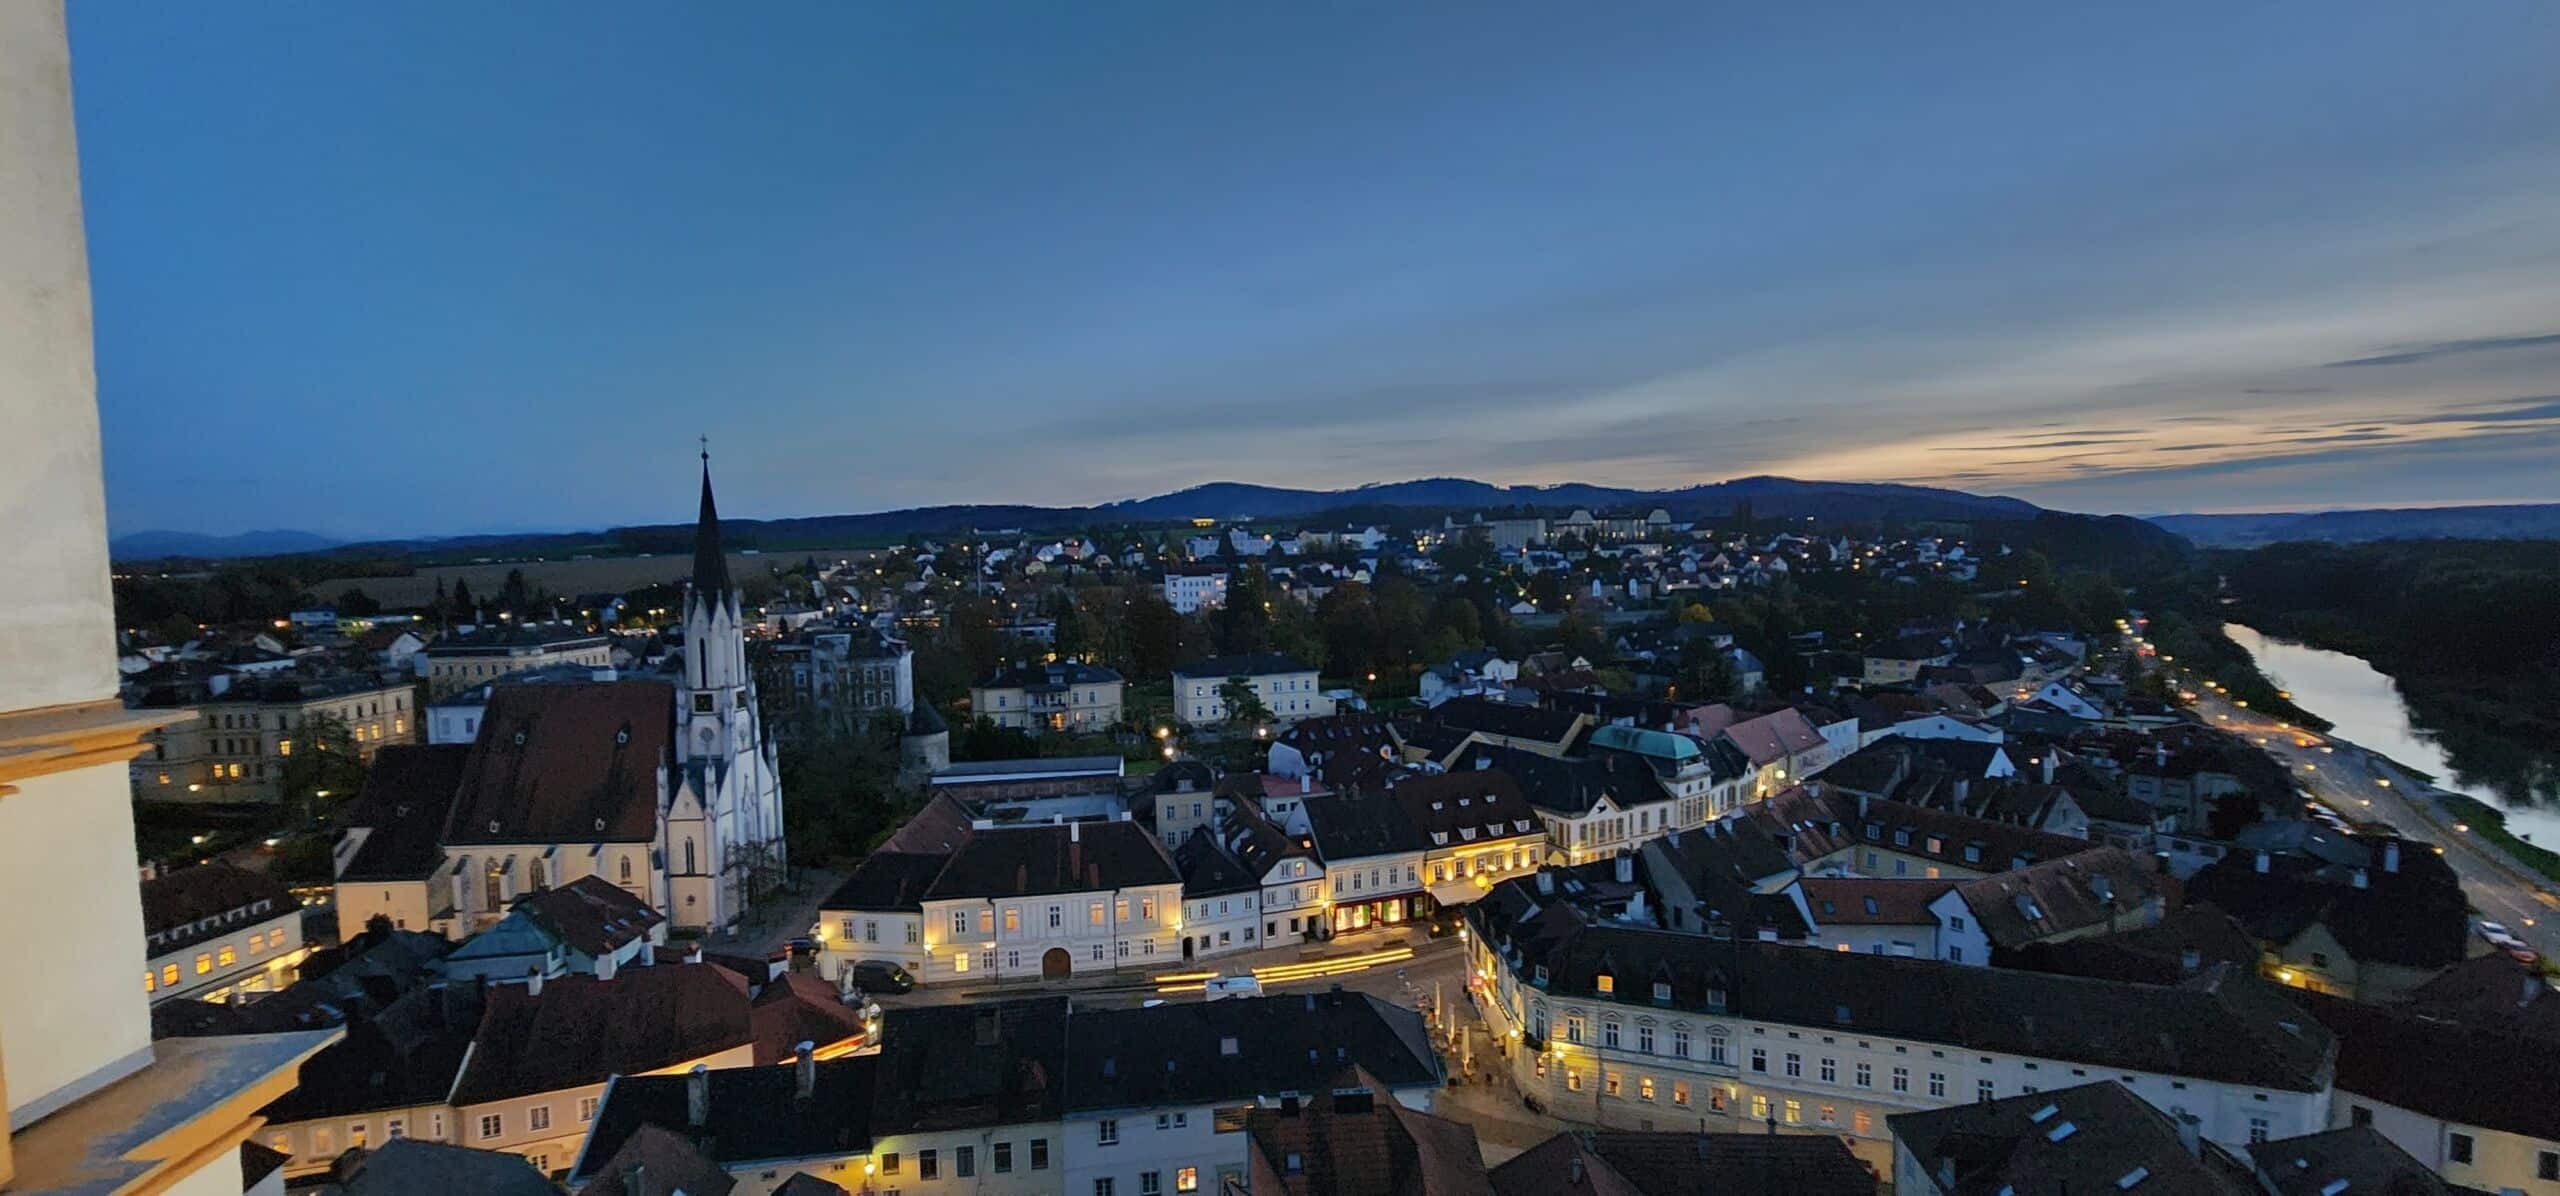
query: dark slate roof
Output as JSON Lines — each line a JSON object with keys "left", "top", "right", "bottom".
{"left": 2297, "top": 992, "right": 2560, "bottom": 1144}
{"left": 574, "top": 1057, "right": 880, "bottom": 1185}
{"left": 1472, "top": 901, "right": 2336, "bottom": 1092}
{"left": 1246, "top": 1066, "right": 1490, "bottom": 1196}
{"left": 1448, "top": 742, "right": 1667, "bottom": 816}
{"left": 1418, "top": 697, "right": 1588, "bottom": 748}
{"left": 337, "top": 744, "right": 473, "bottom": 882}
{"left": 449, "top": 962, "right": 761, "bottom": 1106}
{"left": 1491, "top": 1130, "right": 1876, "bottom": 1196}
{"left": 771, "top": 1173, "right": 849, "bottom": 1196}
{"left": 1060, "top": 991, "right": 1440, "bottom": 1112}
{"left": 1301, "top": 793, "right": 1427, "bottom": 865}
{"left": 975, "top": 659, "right": 1124, "bottom": 691}
{"left": 444, "top": 681, "right": 673, "bottom": 846}
{"left": 1392, "top": 719, "right": 1479, "bottom": 760}
{"left": 1384, "top": 770, "right": 1542, "bottom": 848}
{"left": 574, "top": 1123, "right": 737, "bottom": 1196}
{"left": 2001, "top": 903, "right": 2264, "bottom": 986}
{"left": 919, "top": 820, "right": 1179, "bottom": 901}
{"left": 2187, "top": 835, "right": 2468, "bottom": 970}
{"left": 871, "top": 997, "right": 1069, "bottom": 1133}
{"left": 1174, "top": 652, "right": 1317, "bottom": 678}
{"left": 1951, "top": 847, "right": 2167, "bottom": 952}
{"left": 139, "top": 862, "right": 299, "bottom": 954}
{"left": 1887, "top": 1080, "right": 2257, "bottom": 1195}
{"left": 339, "top": 1139, "right": 559, "bottom": 1196}
{"left": 2252, "top": 1125, "right": 2453, "bottom": 1196}
{"left": 513, "top": 874, "right": 664, "bottom": 956}
{"left": 821, "top": 850, "right": 952, "bottom": 913}
{"left": 1175, "top": 834, "right": 1261, "bottom": 898}
{"left": 258, "top": 980, "right": 487, "bottom": 1123}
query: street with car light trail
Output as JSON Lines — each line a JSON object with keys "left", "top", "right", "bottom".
{"left": 2153, "top": 646, "right": 2560, "bottom": 962}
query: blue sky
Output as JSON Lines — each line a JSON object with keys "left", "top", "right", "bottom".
{"left": 68, "top": 2, "right": 2560, "bottom": 538}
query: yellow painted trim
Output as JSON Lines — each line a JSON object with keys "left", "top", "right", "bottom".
{"left": 126, "top": 1113, "right": 263, "bottom": 1196}
{"left": 0, "top": 699, "right": 193, "bottom": 792}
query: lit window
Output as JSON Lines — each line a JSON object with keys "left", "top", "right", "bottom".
{"left": 218, "top": 945, "right": 236, "bottom": 967}
{"left": 195, "top": 953, "right": 213, "bottom": 975}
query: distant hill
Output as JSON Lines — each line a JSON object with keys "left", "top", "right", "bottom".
{"left": 1101, "top": 475, "right": 2039, "bottom": 524}
{"left": 116, "top": 475, "right": 2048, "bottom": 564}
{"left": 110, "top": 529, "right": 343, "bottom": 560}
{"left": 2147, "top": 503, "right": 2560, "bottom": 548}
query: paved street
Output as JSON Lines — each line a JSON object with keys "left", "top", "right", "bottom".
{"left": 2179, "top": 682, "right": 2560, "bottom": 959}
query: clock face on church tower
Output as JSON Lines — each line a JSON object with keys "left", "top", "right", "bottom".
{"left": 698, "top": 724, "right": 718, "bottom": 751}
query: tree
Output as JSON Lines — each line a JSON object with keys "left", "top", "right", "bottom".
{"left": 1675, "top": 646, "right": 1742, "bottom": 703}
{"left": 337, "top": 586, "right": 383, "bottom": 617}
{"left": 1218, "top": 676, "right": 1273, "bottom": 731}
{"left": 1123, "top": 590, "right": 1184, "bottom": 679}
{"left": 449, "top": 578, "right": 476, "bottom": 623}
{"left": 276, "top": 712, "right": 368, "bottom": 829}
{"left": 499, "top": 568, "right": 533, "bottom": 614}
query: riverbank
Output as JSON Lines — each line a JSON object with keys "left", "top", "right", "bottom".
{"left": 2438, "top": 794, "right": 2560, "bottom": 887}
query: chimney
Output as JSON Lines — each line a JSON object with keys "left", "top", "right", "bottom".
{"left": 1615, "top": 853, "right": 1634, "bottom": 884}
{"left": 1071, "top": 821, "right": 1082, "bottom": 843}
{"left": 2179, "top": 947, "right": 2201, "bottom": 975}
{"left": 684, "top": 942, "right": 704, "bottom": 965}
{"left": 2154, "top": 742, "right": 2169, "bottom": 768}
{"left": 1300, "top": 774, "right": 1312, "bottom": 793}
{"left": 1568, "top": 1156, "right": 1586, "bottom": 1183}
{"left": 595, "top": 951, "right": 618, "bottom": 981}
{"left": 795, "top": 1040, "right": 817, "bottom": 1099}
{"left": 1537, "top": 871, "right": 1556, "bottom": 896}
{"left": 2351, "top": 868, "right": 2369, "bottom": 890}
{"left": 2041, "top": 753, "right": 2057, "bottom": 785}
{"left": 525, "top": 971, "right": 544, "bottom": 997}
{"left": 622, "top": 1163, "right": 645, "bottom": 1195}
{"left": 639, "top": 940, "right": 656, "bottom": 967}
{"left": 2383, "top": 840, "right": 2400, "bottom": 874}
{"left": 686, "top": 1064, "right": 711, "bottom": 1129}
{"left": 2175, "top": 1112, "right": 2203, "bottom": 1159}
{"left": 2254, "top": 851, "right": 2270, "bottom": 874}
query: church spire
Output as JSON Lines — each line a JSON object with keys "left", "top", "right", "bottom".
{"left": 691, "top": 439, "right": 733, "bottom": 602}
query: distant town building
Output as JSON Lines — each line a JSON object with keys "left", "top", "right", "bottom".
{"left": 1163, "top": 564, "right": 1230, "bottom": 613}
{"left": 969, "top": 659, "right": 1125, "bottom": 735}
{"left": 422, "top": 623, "right": 613, "bottom": 699}
{"left": 1173, "top": 653, "right": 1330, "bottom": 727}
{"left": 130, "top": 669, "right": 420, "bottom": 802}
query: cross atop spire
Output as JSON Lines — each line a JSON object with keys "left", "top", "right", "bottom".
{"left": 690, "top": 444, "right": 733, "bottom": 602}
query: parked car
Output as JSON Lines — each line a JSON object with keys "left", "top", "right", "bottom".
{"left": 1203, "top": 975, "right": 1263, "bottom": 1001}
{"left": 849, "top": 959, "right": 915, "bottom": 994}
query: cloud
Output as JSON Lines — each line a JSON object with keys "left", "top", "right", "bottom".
{"left": 2322, "top": 331, "right": 2560, "bottom": 368}
{"left": 2431, "top": 396, "right": 2560, "bottom": 423}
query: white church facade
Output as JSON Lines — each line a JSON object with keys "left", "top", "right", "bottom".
{"left": 331, "top": 455, "right": 787, "bottom": 938}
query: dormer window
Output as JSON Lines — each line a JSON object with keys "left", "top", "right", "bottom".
{"left": 1533, "top": 965, "right": 1550, "bottom": 986}
{"left": 1596, "top": 973, "right": 1615, "bottom": 994}
{"left": 1652, "top": 981, "right": 1672, "bottom": 1004}
{"left": 1707, "top": 986, "right": 1727, "bottom": 1010}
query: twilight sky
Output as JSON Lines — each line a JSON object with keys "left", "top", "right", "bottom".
{"left": 68, "top": 2, "right": 2560, "bottom": 538}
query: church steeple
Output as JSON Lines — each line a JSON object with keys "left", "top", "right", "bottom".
{"left": 690, "top": 440, "right": 733, "bottom": 606}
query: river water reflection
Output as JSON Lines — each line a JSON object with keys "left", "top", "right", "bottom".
{"left": 2223, "top": 622, "right": 2560, "bottom": 847}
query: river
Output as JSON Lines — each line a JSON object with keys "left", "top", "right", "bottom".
{"left": 2223, "top": 622, "right": 2560, "bottom": 847}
